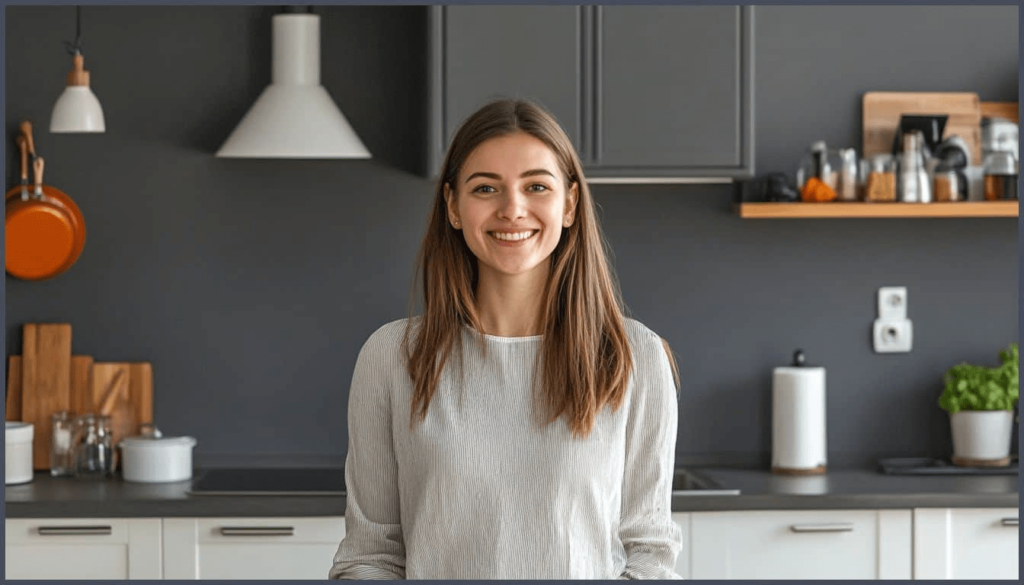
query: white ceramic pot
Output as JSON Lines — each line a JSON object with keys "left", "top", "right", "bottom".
{"left": 5, "top": 422, "right": 34, "bottom": 485}
{"left": 949, "top": 410, "right": 1014, "bottom": 463}
{"left": 119, "top": 428, "right": 197, "bottom": 483}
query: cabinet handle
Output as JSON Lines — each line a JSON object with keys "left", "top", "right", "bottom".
{"left": 219, "top": 526, "right": 295, "bottom": 537}
{"left": 1001, "top": 518, "right": 1019, "bottom": 526}
{"left": 38, "top": 525, "right": 112, "bottom": 536}
{"left": 789, "top": 523, "right": 854, "bottom": 533}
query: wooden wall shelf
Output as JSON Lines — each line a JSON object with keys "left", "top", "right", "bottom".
{"left": 735, "top": 201, "right": 1019, "bottom": 219}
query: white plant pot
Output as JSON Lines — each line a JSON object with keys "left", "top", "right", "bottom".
{"left": 949, "top": 410, "right": 1014, "bottom": 464}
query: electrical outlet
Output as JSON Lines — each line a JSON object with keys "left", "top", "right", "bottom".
{"left": 873, "top": 319, "right": 913, "bottom": 353}
{"left": 878, "top": 287, "right": 908, "bottom": 321}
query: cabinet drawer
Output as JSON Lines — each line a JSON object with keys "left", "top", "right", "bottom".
{"left": 691, "top": 509, "right": 911, "bottom": 580}
{"left": 196, "top": 516, "right": 345, "bottom": 544}
{"left": 6, "top": 518, "right": 131, "bottom": 545}
{"left": 913, "top": 508, "right": 1019, "bottom": 580}
{"left": 163, "top": 516, "right": 346, "bottom": 580}
{"left": 5, "top": 518, "right": 162, "bottom": 580}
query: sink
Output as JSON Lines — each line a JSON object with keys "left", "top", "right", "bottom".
{"left": 672, "top": 468, "right": 741, "bottom": 496}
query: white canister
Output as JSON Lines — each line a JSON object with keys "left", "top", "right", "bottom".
{"left": 772, "top": 349, "right": 827, "bottom": 474}
{"left": 119, "top": 426, "right": 197, "bottom": 483}
{"left": 5, "top": 422, "right": 34, "bottom": 485}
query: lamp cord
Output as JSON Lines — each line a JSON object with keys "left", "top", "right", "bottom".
{"left": 63, "top": 6, "right": 82, "bottom": 56}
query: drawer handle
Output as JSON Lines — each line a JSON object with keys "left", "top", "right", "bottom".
{"left": 219, "top": 526, "right": 295, "bottom": 537}
{"left": 1001, "top": 518, "right": 1019, "bottom": 526}
{"left": 790, "top": 523, "right": 854, "bottom": 533}
{"left": 38, "top": 526, "right": 113, "bottom": 536}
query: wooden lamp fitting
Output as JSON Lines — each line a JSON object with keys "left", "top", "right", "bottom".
{"left": 66, "top": 53, "right": 90, "bottom": 87}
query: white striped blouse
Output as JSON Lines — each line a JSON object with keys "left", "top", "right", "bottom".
{"left": 329, "top": 317, "right": 682, "bottom": 580}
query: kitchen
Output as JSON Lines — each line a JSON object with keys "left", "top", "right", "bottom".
{"left": 3, "top": 3, "right": 1019, "bottom": 581}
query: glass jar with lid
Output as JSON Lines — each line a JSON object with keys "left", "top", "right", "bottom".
{"left": 72, "top": 413, "right": 114, "bottom": 479}
{"left": 796, "top": 141, "right": 842, "bottom": 202}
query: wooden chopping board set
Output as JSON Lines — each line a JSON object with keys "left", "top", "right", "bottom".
{"left": 5, "top": 323, "right": 153, "bottom": 470}
{"left": 862, "top": 91, "right": 984, "bottom": 165}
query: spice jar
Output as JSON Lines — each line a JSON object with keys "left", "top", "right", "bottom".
{"left": 72, "top": 414, "right": 114, "bottom": 479}
{"left": 983, "top": 152, "right": 1019, "bottom": 201}
{"left": 864, "top": 155, "right": 897, "bottom": 202}
{"left": 836, "top": 148, "right": 859, "bottom": 202}
{"left": 933, "top": 166, "right": 963, "bottom": 202}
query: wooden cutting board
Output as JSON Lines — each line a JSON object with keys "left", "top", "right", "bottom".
{"left": 7, "top": 355, "right": 94, "bottom": 421}
{"left": 863, "top": 92, "right": 982, "bottom": 165}
{"left": 980, "top": 101, "right": 1019, "bottom": 123}
{"left": 90, "top": 362, "right": 154, "bottom": 466}
{"left": 20, "top": 323, "right": 73, "bottom": 469}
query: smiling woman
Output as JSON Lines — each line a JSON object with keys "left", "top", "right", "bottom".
{"left": 329, "top": 99, "right": 683, "bottom": 580}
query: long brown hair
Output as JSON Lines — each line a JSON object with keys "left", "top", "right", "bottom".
{"left": 403, "top": 99, "right": 667, "bottom": 439}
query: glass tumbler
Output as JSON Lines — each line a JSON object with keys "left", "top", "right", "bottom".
{"left": 50, "top": 410, "right": 76, "bottom": 477}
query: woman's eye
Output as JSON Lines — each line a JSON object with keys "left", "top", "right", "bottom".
{"left": 472, "top": 184, "right": 496, "bottom": 194}
{"left": 527, "top": 184, "right": 550, "bottom": 193}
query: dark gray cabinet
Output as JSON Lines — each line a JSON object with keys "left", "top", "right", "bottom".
{"left": 428, "top": 6, "right": 754, "bottom": 181}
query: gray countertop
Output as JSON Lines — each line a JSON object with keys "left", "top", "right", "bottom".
{"left": 4, "top": 466, "right": 1018, "bottom": 518}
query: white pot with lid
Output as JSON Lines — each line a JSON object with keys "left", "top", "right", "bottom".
{"left": 119, "top": 424, "right": 197, "bottom": 483}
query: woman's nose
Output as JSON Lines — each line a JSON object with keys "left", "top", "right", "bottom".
{"left": 497, "top": 191, "right": 528, "bottom": 220}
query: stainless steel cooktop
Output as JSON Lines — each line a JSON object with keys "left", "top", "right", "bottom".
{"left": 188, "top": 467, "right": 345, "bottom": 496}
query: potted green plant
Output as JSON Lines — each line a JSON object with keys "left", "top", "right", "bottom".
{"left": 938, "top": 343, "right": 1019, "bottom": 467}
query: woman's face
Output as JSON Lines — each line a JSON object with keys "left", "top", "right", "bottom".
{"left": 446, "top": 131, "right": 578, "bottom": 284}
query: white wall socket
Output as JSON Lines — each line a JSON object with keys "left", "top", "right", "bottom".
{"left": 874, "top": 319, "right": 913, "bottom": 353}
{"left": 878, "top": 286, "right": 908, "bottom": 321}
{"left": 874, "top": 286, "right": 912, "bottom": 353}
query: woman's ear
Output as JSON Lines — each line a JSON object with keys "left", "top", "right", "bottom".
{"left": 564, "top": 182, "right": 579, "bottom": 227}
{"left": 444, "top": 183, "right": 461, "bottom": 229}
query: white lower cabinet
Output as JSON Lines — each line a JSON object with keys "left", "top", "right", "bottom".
{"left": 688, "top": 509, "right": 913, "bottom": 579}
{"left": 912, "top": 507, "right": 1019, "bottom": 580}
{"left": 4, "top": 518, "right": 162, "bottom": 580}
{"left": 671, "top": 512, "right": 690, "bottom": 578}
{"left": 162, "top": 516, "right": 346, "bottom": 580}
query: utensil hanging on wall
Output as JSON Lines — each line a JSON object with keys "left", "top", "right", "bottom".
{"left": 5, "top": 120, "right": 86, "bottom": 280}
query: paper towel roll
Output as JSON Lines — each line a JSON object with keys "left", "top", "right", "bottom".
{"left": 772, "top": 366, "right": 827, "bottom": 473}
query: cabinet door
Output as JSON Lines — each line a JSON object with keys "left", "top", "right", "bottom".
{"left": 690, "top": 509, "right": 912, "bottom": 580}
{"left": 163, "top": 516, "right": 346, "bottom": 580}
{"left": 913, "top": 508, "right": 1019, "bottom": 580}
{"left": 4, "top": 518, "right": 162, "bottom": 580}
{"left": 429, "top": 5, "right": 585, "bottom": 175}
{"left": 590, "top": 6, "right": 753, "bottom": 178}
{"left": 671, "top": 512, "right": 690, "bottom": 579}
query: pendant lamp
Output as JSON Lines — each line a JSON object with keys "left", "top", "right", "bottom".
{"left": 50, "top": 6, "right": 105, "bottom": 133}
{"left": 216, "top": 8, "right": 371, "bottom": 159}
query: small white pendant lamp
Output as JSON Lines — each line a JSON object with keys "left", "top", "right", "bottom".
{"left": 50, "top": 6, "right": 105, "bottom": 133}
{"left": 216, "top": 8, "right": 371, "bottom": 159}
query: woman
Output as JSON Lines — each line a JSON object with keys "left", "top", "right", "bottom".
{"left": 330, "top": 99, "right": 682, "bottom": 580}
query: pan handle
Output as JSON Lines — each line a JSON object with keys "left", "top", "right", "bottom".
{"left": 20, "top": 120, "right": 35, "bottom": 158}
{"left": 16, "top": 135, "right": 29, "bottom": 199}
{"left": 32, "top": 156, "right": 45, "bottom": 199}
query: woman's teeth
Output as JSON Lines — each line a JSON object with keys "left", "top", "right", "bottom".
{"left": 490, "top": 230, "right": 536, "bottom": 242}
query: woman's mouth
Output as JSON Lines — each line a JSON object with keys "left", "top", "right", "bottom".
{"left": 489, "top": 230, "right": 538, "bottom": 243}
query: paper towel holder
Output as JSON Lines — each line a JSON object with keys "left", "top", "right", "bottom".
{"left": 772, "top": 348, "right": 828, "bottom": 476}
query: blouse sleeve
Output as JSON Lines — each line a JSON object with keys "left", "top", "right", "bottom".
{"left": 617, "top": 334, "right": 683, "bottom": 580}
{"left": 329, "top": 335, "right": 406, "bottom": 580}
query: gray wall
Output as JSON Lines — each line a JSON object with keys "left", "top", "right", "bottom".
{"left": 4, "top": 5, "right": 1018, "bottom": 469}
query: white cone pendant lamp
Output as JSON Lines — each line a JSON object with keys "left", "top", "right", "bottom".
{"left": 217, "top": 10, "right": 371, "bottom": 159}
{"left": 50, "top": 6, "right": 105, "bottom": 133}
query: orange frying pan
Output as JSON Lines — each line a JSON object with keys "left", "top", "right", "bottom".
{"left": 5, "top": 120, "right": 86, "bottom": 280}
